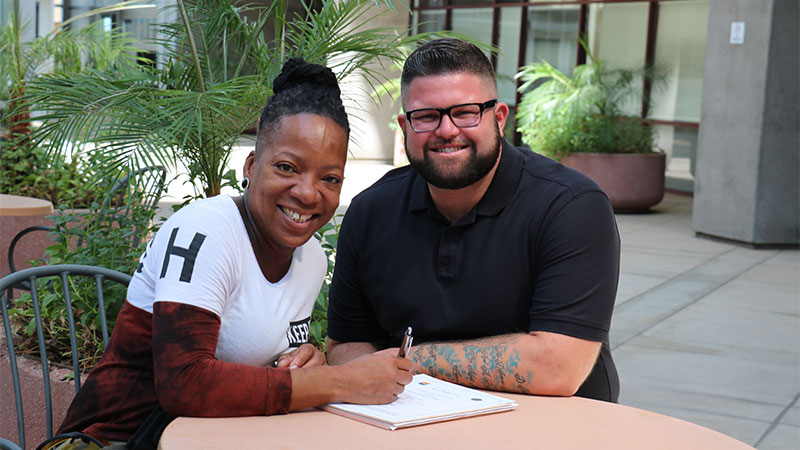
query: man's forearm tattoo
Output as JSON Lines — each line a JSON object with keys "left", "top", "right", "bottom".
{"left": 413, "top": 340, "right": 533, "bottom": 394}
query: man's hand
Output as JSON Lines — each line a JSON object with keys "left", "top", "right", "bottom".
{"left": 275, "top": 343, "right": 326, "bottom": 369}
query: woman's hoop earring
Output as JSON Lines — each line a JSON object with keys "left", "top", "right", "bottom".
{"left": 241, "top": 177, "right": 250, "bottom": 189}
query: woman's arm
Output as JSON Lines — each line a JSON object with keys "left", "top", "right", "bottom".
{"left": 152, "top": 302, "right": 413, "bottom": 416}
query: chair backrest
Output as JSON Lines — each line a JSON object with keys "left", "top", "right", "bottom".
{"left": 102, "top": 165, "right": 167, "bottom": 215}
{"left": 0, "top": 264, "right": 131, "bottom": 449}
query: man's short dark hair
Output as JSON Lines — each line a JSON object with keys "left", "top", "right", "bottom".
{"left": 400, "top": 38, "right": 496, "bottom": 105}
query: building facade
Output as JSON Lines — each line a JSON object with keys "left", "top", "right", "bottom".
{"left": 5, "top": 0, "right": 797, "bottom": 244}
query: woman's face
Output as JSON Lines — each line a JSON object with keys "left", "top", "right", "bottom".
{"left": 244, "top": 113, "right": 347, "bottom": 252}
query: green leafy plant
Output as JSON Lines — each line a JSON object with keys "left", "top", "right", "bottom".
{"left": 0, "top": 143, "right": 123, "bottom": 207}
{"left": 309, "top": 216, "right": 341, "bottom": 352}
{"left": 515, "top": 41, "right": 667, "bottom": 161}
{"left": 1, "top": 0, "right": 146, "bottom": 207}
{"left": 6, "top": 198, "right": 160, "bottom": 371}
{"left": 22, "top": 0, "right": 438, "bottom": 200}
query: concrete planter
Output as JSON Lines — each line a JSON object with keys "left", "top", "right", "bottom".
{"left": 1, "top": 335, "right": 82, "bottom": 449}
{"left": 560, "top": 152, "right": 666, "bottom": 213}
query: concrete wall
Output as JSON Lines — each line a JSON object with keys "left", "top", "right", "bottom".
{"left": 692, "top": 0, "right": 799, "bottom": 245}
{"left": 337, "top": 4, "right": 408, "bottom": 162}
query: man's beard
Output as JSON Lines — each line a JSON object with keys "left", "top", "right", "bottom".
{"left": 406, "top": 123, "right": 502, "bottom": 190}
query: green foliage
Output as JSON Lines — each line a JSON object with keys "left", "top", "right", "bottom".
{"left": 522, "top": 113, "right": 656, "bottom": 161}
{"left": 22, "top": 0, "right": 433, "bottom": 199}
{"left": 6, "top": 198, "right": 159, "bottom": 371}
{"left": 309, "top": 216, "right": 341, "bottom": 352}
{"left": 0, "top": 141, "right": 118, "bottom": 207}
{"left": 515, "top": 41, "right": 667, "bottom": 160}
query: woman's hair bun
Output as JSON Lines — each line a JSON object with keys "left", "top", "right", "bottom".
{"left": 272, "top": 57, "right": 340, "bottom": 96}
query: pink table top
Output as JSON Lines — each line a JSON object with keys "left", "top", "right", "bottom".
{"left": 159, "top": 392, "right": 753, "bottom": 450}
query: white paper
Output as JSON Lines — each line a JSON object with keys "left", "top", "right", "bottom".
{"left": 322, "top": 374, "right": 518, "bottom": 430}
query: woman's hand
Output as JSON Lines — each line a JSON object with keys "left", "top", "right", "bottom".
{"left": 275, "top": 343, "right": 326, "bottom": 369}
{"left": 336, "top": 353, "right": 415, "bottom": 404}
{"left": 288, "top": 351, "right": 413, "bottom": 410}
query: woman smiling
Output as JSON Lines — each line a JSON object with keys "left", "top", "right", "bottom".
{"left": 51, "top": 58, "right": 413, "bottom": 450}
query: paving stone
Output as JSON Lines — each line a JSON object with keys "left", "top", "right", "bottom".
{"left": 701, "top": 281, "right": 800, "bottom": 315}
{"left": 783, "top": 406, "right": 800, "bottom": 427}
{"left": 737, "top": 251, "right": 800, "bottom": 287}
{"left": 615, "top": 272, "right": 668, "bottom": 305}
{"left": 619, "top": 383, "right": 786, "bottom": 424}
{"left": 756, "top": 424, "right": 800, "bottom": 450}
{"left": 611, "top": 277, "right": 728, "bottom": 348}
{"left": 619, "top": 248, "right": 713, "bottom": 278}
{"left": 615, "top": 341, "right": 798, "bottom": 405}
{"left": 620, "top": 402, "right": 769, "bottom": 446}
{"left": 640, "top": 303, "right": 800, "bottom": 363}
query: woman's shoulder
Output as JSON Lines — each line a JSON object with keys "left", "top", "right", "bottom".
{"left": 163, "top": 196, "right": 241, "bottom": 231}
{"left": 152, "top": 195, "right": 248, "bottom": 258}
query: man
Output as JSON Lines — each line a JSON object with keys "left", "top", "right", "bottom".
{"left": 326, "top": 38, "right": 620, "bottom": 401}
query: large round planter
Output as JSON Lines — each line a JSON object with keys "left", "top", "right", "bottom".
{"left": 561, "top": 152, "right": 666, "bottom": 213}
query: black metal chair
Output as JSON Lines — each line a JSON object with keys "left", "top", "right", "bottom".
{"left": 0, "top": 264, "right": 131, "bottom": 450}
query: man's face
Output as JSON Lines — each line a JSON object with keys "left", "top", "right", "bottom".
{"left": 398, "top": 73, "right": 509, "bottom": 190}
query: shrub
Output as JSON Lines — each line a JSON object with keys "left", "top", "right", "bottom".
{"left": 515, "top": 40, "right": 666, "bottom": 161}
{"left": 0, "top": 141, "right": 117, "bottom": 208}
{"left": 309, "top": 216, "right": 341, "bottom": 352}
{"left": 5, "top": 197, "right": 160, "bottom": 371}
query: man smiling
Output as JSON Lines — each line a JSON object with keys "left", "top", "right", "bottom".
{"left": 327, "top": 39, "right": 621, "bottom": 402}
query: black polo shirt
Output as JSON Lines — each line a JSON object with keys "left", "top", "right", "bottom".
{"left": 328, "top": 142, "right": 620, "bottom": 401}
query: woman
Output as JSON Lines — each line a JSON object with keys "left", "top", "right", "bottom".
{"left": 53, "top": 58, "right": 413, "bottom": 449}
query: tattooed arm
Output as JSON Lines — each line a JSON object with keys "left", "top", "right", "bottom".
{"left": 408, "top": 331, "right": 601, "bottom": 395}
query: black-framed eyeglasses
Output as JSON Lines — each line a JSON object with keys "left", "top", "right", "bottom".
{"left": 404, "top": 99, "right": 498, "bottom": 132}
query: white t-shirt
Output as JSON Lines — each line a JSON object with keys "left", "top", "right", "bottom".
{"left": 127, "top": 195, "right": 326, "bottom": 366}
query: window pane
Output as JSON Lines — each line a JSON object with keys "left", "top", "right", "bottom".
{"left": 451, "top": 8, "right": 494, "bottom": 47}
{"left": 416, "top": 9, "right": 446, "bottom": 34}
{"left": 496, "top": 7, "right": 523, "bottom": 107}
{"left": 525, "top": 6, "right": 580, "bottom": 77}
{"left": 657, "top": 124, "right": 698, "bottom": 192}
{"left": 587, "top": 3, "right": 648, "bottom": 115}
{"left": 451, "top": 0, "right": 494, "bottom": 5}
{"left": 417, "top": 0, "right": 446, "bottom": 8}
{"left": 649, "top": 0, "right": 709, "bottom": 122}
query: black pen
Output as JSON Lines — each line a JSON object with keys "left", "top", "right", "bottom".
{"left": 397, "top": 326, "right": 413, "bottom": 358}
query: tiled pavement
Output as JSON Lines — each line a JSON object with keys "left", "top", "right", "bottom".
{"left": 611, "top": 194, "right": 799, "bottom": 449}
{"left": 160, "top": 158, "right": 800, "bottom": 449}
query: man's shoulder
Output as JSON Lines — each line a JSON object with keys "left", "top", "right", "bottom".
{"left": 351, "top": 165, "right": 417, "bottom": 205}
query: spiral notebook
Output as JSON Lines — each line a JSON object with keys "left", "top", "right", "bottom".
{"left": 321, "top": 374, "right": 519, "bottom": 430}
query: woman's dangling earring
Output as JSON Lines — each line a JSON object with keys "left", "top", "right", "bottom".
{"left": 241, "top": 177, "right": 250, "bottom": 189}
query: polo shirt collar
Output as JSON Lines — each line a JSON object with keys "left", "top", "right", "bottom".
{"left": 408, "top": 139, "right": 523, "bottom": 219}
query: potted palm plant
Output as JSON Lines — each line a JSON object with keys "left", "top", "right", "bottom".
{"left": 515, "top": 42, "right": 668, "bottom": 213}
{"left": 22, "top": 0, "right": 430, "bottom": 201}
{"left": 3, "top": 1, "right": 429, "bottom": 445}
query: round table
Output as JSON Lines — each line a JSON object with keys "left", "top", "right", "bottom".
{"left": 158, "top": 392, "right": 753, "bottom": 450}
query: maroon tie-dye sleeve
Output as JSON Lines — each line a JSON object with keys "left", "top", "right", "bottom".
{"left": 152, "top": 301, "right": 292, "bottom": 416}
